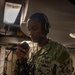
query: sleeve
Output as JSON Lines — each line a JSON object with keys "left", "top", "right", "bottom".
{"left": 55, "top": 48, "right": 70, "bottom": 65}
{"left": 56, "top": 58, "right": 74, "bottom": 75}
{"left": 13, "top": 59, "right": 19, "bottom": 75}
{"left": 54, "top": 44, "right": 74, "bottom": 74}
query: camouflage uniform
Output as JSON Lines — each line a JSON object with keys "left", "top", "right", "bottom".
{"left": 13, "top": 58, "right": 30, "bottom": 75}
{"left": 13, "top": 39, "right": 74, "bottom": 75}
{"left": 29, "top": 39, "right": 74, "bottom": 75}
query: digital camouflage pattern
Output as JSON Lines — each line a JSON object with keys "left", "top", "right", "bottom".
{"left": 30, "top": 39, "right": 74, "bottom": 75}
{"left": 13, "top": 39, "right": 74, "bottom": 75}
{"left": 13, "top": 58, "right": 30, "bottom": 75}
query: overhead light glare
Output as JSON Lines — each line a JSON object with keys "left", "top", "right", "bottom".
{"left": 69, "top": 33, "right": 75, "bottom": 38}
{"left": 3, "top": 2, "right": 22, "bottom": 25}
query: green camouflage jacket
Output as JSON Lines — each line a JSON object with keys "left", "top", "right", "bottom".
{"left": 30, "top": 39, "right": 74, "bottom": 75}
